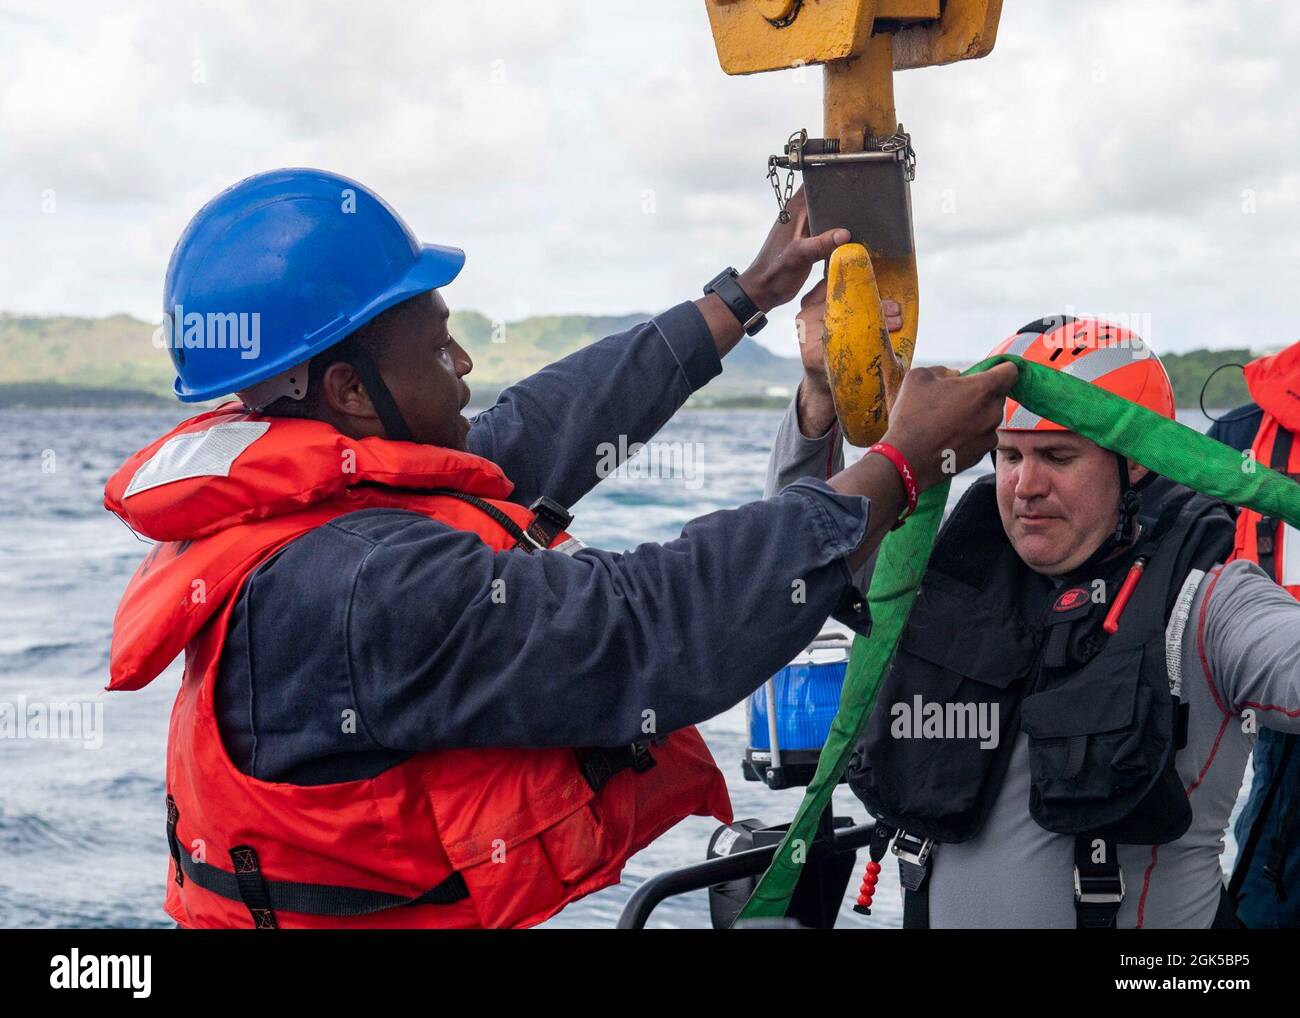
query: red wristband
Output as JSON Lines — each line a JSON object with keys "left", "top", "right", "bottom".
{"left": 867, "top": 442, "right": 919, "bottom": 527}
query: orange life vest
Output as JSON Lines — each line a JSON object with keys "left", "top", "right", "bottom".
{"left": 104, "top": 404, "right": 732, "bottom": 928}
{"left": 1232, "top": 345, "right": 1300, "bottom": 599}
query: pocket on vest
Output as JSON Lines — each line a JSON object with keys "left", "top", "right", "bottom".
{"left": 1021, "top": 647, "right": 1158, "bottom": 831}
{"left": 850, "top": 605, "right": 1031, "bottom": 842}
{"left": 455, "top": 799, "right": 612, "bottom": 928}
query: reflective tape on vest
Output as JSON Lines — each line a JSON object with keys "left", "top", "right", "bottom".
{"left": 125, "top": 421, "right": 270, "bottom": 498}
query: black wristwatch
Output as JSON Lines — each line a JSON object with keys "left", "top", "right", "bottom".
{"left": 703, "top": 267, "right": 767, "bottom": 336}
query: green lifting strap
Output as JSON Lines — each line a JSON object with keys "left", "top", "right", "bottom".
{"left": 735, "top": 353, "right": 1300, "bottom": 924}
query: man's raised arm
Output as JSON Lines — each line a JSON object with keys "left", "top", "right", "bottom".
{"left": 468, "top": 189, "right": 849, "bottom": 509}
{"left": 338, "top": 363, "right": 1016, "bottom": 752}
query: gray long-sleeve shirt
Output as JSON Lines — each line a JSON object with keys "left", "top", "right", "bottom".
{"left": 765, "top": 394, "right": 1300, "bottom": 928}
{"left": 216, "top": 302, "right": 873, "bottom": 784}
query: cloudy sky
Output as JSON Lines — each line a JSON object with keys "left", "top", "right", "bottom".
{"left": 1, "top": 0, "right": 1296, "bottom": 362}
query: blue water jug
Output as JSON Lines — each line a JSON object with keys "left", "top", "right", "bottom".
{"left": 744, "top": 631, "right": 851, "bottom": 789}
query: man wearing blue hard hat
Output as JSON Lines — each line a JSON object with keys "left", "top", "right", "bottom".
{"left": 105, "top": 168, "right": 1015, "bottom": 928}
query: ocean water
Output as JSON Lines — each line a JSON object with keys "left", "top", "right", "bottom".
{"left": 0, "top": 406, "right": 1243, "bottom": 929}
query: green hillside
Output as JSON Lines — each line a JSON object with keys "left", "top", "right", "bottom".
{"left": 0, "top": 314, "right": 177, "bottom": 400}
{"left": 0, "top": 310, "right": 801, "bottom": 408}
{"left": 0, "top": 310, "right": 1279, "bottom": 410}
{"left": 1161, "top": 347, "right": 1254, "bottom": 411}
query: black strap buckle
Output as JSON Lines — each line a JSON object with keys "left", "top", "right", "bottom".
{"left": 629, "top": 741, "right": 656, "bottom": 773}
{"left": 1074, "top": 835, "right": 1125, "bottom": 928}
{"left": 577, "top": 741, "right": 657, "bottom": 793}
{"left": 165, "top": 794, "right": 185, "bottom": 887}
{"left": 892, "top": 830, "right": 933, "bottom": 893}
{"left": 1113, "top": 487, "right": 1142, "bottom": 545}
{"left": 525, "top": 496, "right": 573, "bottom": 550}
{"left": 1074, "top": 869, "right": 1126, "bottom": 905}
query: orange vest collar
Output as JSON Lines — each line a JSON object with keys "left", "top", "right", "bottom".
{"left": 104, "top": 402, "right": 513, "bottom": 543}
{"left": 104, "top": 404, "right": 517, "bottom": 691}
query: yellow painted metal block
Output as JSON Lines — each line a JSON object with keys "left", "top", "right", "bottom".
{"left": 824, "top": 30, "right": 896, "bottom": 144}
{"left": 704, "top": 0, "right": 998, "bottom": 75}
{"left": 878, "top": 1, "right": 940, "bottom": 21}
{"left": 704, "top": 0, "right": 875, "bottom": 75}
{"left": 892, "top": 0, "right": 1003, "bottom": 70}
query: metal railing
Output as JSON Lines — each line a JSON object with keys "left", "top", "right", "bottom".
{"left": 616, "top": 821, "right": 876, "bottom": 929}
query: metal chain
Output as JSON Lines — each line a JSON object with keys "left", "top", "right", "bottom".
{"left": 766, "top": 128, "right": 806, "bottom": 222}
{"left": 873, "top": 129, "right": 917, "bottom": 181}
{"left": 766, "top": 126, "right": 915, "bottom": 221}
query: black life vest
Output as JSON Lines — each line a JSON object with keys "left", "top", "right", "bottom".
{"left": 848, "top": 474, "right": 1235, "bottom": 848}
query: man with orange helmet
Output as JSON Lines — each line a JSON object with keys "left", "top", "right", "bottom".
{"left": 767, "top": 308, "right": 1300, "bottom": 928}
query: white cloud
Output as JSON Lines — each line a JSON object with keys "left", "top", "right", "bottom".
{"left": 0, "top": 0, "right": 1295, "bottom": 363}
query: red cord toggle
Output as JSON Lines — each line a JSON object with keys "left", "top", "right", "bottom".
{"left": 1103, "top": 556, "right": 1148, "bottom": 634}
{"left": 853, "top": 860, "right": 883, "bottom": 913}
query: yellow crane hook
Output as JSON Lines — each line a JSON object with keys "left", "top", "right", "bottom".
{"left": 703, "top": 0, "right": 1004, "bottom": 445}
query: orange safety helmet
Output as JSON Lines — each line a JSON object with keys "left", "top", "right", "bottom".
{"left": 988, "top": 315, "right": 1176, "bottom": 431}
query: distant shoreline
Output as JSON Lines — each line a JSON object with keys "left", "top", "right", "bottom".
{"left": 2, "top": 310, "right": 1264, "bottom": 411}
{"left": 0, "top": 383, "right": 174, "bottom": 409}
{"left": 0, "top": 384, "right": 1237, "bottom": 416}
{"left": 0, "top": 382, "right": 796, "bottom": 412}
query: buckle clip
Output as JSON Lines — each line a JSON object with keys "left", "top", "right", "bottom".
{"left": 892, "top": 830, "right": 933, "bottom": 893}
{"left": 892, "top": 831, "right": 932, "bottom": 868}
{"left": 529, "top": 495, "right": 573, "bottom": 531}
{"left": 1074, "top": 867, "right": 1126, "bottom": 904}
{"left": 525, "top": 495, "right": 574, "bottom": 551}
{"left": 629, "top": 740, "right": 656, "bottom": 773}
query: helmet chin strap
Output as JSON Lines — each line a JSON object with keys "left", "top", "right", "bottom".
{"left": 344, "top": 346, "right": 414, "bottom": 443}
{"left": 1113, "top": 454, "right": 1142, "bottom": 545}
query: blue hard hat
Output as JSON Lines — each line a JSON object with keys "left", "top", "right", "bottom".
{"left": 162, "top": 168, "right": 465, "bottom": 402}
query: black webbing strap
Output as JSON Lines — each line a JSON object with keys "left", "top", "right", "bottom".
{"left": 895, "top": 830, "right": 932, "bottom": 929}
{"left": 900, "top": 835, "right": 1126, "bottom": 928}
{"left": 427, "top": 489, "right": 576, "bottom": 553}
{"left": 229, "top": 845, "right": 278, "bottom": 929}
{"left": 172, "top": 846, "right": 470, "bottom": 924}
{"left": 902, "top": 883, "right": 930, "bottom": 929}
{"left": 353, "top": 482, "right": 574, "bottom": 555}
{"left": 165, "top": 795, "right": 184, "bottom": 887}
{"left": 1175, "top": 699, "right": 1191, "bottom": 751}
{"left": 345, "top": 345, "right": 415, "bottom": 444}
{"left": 166, "top": 796, "right": 469, "bottom": 926}
{"left": 576, "top": 741, "right": 656, "bottom": 793}
{"left": 900, "top": 836, "right": 1127, "bottom": 929}
{"left": 1075, "top": 835, "right": 1124, "bottom": 929}
{"left": 1229, "top": 731, "right": 1298, "bottom": 903}
{"left": 415, "top": 487, "right": 555, "bottom": 553}
{"left": 1255, "top": 426, "right": 1294, "bottom": 581}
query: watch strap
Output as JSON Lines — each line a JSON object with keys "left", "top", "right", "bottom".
{"left": 704, "top": 268, "right": 766, "bottom": 336}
